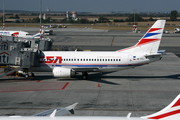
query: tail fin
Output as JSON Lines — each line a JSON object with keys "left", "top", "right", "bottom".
{"left": 141, "top": 94, "right": 180, "bottom": 120}
{"left": 117, "top": 20, "right": 166, "bottom": 54}
{"left": 33, "top": 32, "right": 41, "bottom": 38}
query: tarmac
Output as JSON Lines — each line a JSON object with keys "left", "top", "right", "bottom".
{"left": 0, "top": 27, "right": 180, "bottom": 117}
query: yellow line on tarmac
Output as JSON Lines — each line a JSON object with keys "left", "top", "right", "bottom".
{"left": 110, "top": 36, "right": 115, "bottom": 47}
{"left": 100, "top": 30, "right": 105, "bottom": 35}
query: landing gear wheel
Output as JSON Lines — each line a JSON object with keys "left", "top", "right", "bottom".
{"left": 31, "top": 72, "right": 35, "bottom": 77}
{"left": 82, "top": 72, "right": 88, "bottom": 80}
{"left": 25, "top": 74, "right": 29, "bottom": 79}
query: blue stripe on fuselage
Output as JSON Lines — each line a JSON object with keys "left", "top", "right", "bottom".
{"left": 41, "top": 64, "right": 145, "bottom": 67}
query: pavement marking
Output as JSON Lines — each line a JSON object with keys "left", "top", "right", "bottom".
{"left": 0, "top": 82, "right": 69, "bottom": 93}
{"left": 110, "top": 36, "right": 115, "bottom": 47}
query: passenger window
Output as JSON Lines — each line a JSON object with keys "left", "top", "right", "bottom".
{"left": 92, "top": 59, "right": 93, "bottom": 61}
{"left": 116, "top": 59, "right": 118, "bottom": 61}
{"left": 74, "top": 59, "right": 76, "bottom": 61}
{"left": 83, "top": 59, "right": 85, "bottom": 61}
{"left": 94, "top": 59, "right": 96, "bottom": 61}
{"left": 97, "top": 59, "right": 99, "bottom": 61}
{"left": 86, "top": 59, "right": 88, "bottom": 61}
{"left": 119, "top": 59, "right": 121, "bottom": 61}
{"left": 89, "top": 59, "right": 91, "bottom": 61}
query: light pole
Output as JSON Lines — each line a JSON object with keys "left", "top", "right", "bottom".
{"left": 40, "top": 0, "right": 42, "bottom": 38}
{"left": 3, "top": 0, "right": 5, "bottom": 30}
{"left": 133, "top": 9, "right": 136, "bottom": 32}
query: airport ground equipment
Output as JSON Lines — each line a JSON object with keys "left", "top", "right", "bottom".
{"left": 0, "top": 35, "right": 53, "bottom": 78}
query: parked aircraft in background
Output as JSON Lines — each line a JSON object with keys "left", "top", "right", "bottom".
{"left": 0, "top": 30, "right": 41, "bottom": 38}
{"left": 174, "top": 27, "right": 180, "bottom": 33}
{"left": 1, "top": 94, "right": 180, "bottom": 120}
{"left": 29, "top": 20, "right": 166, "bottom": 79}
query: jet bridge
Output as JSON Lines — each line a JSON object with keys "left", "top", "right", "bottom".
{"left": 0, "top": 35, "right": 53, "bottom": 78}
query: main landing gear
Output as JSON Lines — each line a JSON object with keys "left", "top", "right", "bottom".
{"left": 82, "top": 72, "right": 88, "bottom": 80}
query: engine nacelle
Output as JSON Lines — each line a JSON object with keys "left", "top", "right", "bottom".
{"left": 53, "top": 67, "right": 75, "bottom": 78}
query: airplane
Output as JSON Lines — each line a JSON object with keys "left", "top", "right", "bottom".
{"left": 0, "top": 94, "right": 180, "bottom": 120}
{"left": 0, "top": 30, "right": 41, "bottom": 38}
{"left": 174, "top": 28, "right": 180, "bottom": 33}
{"left": 28, "top": 20, "right": 166, "bottom": 79}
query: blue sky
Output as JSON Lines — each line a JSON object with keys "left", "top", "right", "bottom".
{"left": 1, "top": 0, "right": 180, "bottom": 13}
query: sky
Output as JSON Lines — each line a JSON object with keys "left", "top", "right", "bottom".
{"left": 1, "top": 0, "right": 180, "bottom": 13}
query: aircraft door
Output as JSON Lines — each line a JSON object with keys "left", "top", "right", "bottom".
{"left": 128, "top": 55, "right": 133, "bottom": 65}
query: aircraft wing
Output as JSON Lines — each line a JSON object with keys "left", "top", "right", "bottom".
{"left": 32, "top": 102, "right": 78, "bottom": 117}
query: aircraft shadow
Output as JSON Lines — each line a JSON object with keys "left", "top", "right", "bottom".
{"left": 101, "top": 74, "right": 180, "bottom": 80}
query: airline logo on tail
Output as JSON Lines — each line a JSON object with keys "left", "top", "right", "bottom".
{"left": 136, "top": 28, "right": 162, "bottom": 46}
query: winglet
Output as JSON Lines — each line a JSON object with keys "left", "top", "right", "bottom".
{"left": 127, "top": 113, "right": 131, "bottom": 118}
{"left": 50, "top": 109, "right": 57, "bottom": 118}
{"left": 66, "top": 102, "right": 78, "bottom": 114}
{"left": 141, "top": 94, "right": 180, "bottom": 120}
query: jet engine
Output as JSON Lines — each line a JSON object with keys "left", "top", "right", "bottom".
{"left": 53, "top": 67, "right": 75, "bottom": 78}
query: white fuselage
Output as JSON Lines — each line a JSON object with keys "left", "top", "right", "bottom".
{"left": 0, "top": 30, "right": 33, "bottom": 38}
{"left": 29, "top": 51, "right": 160, "bottom": 72}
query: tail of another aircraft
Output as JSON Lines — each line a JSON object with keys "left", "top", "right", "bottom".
{"left": 141, "top": 94, "right": 180, "bottom": 120}
{"left": 117, "top": 20, "right": 166, "bottom": 54}
{"left": 33, "top": 32, "right": 41, "bottom": 38}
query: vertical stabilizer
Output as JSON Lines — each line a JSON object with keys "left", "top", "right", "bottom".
{"left": 141, "top": 94, "right": 180, "bottom": 120}
{"left": 117, "top": 20, "right": 166, "bottom": 54}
